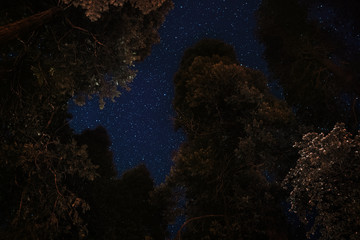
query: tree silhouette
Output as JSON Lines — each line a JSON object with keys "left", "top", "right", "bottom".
{"left": 256, "top": 0, "right": 360, "bottom": 132}
{"left": 169, "top": 39, "right": 299, "bottom": 240}
{"left": 0, "top": 0, "right": 173, "bottom": 238}
{"left": 75, "top": 126, "right": 116, "bottom": 179}
{"left": 67, "top": 127, "right": 175, "bottom": 240}
{"left": 78, "top": 163, "right": 174, "bottom": 240}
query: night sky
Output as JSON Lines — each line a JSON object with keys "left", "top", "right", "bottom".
{"left": 68, "top": 0, "right": 267, "bottom": 184}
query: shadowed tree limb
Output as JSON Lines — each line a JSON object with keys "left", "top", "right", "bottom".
{"left": 0, "top": 7, "right": 63, "bottom": 45}
{"left": 175, "top": 214, "right": 225, "bottom": 240}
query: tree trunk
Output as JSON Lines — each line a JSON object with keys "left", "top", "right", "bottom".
{"left": 0, "top": 7, "right": 63, "bottom": 45}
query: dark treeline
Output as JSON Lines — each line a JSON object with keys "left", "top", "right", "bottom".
{"left": 1, "top": 0, "right": 359, "bottom": 240}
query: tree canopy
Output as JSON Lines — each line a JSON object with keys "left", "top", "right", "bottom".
{"left": 0, "top": 0, "right": 173, "bottom": 109}
{"left": 283, "top": 123, "right": 360, "bottom": 240}
{"left": 169, "top": 39, "right": 299, "bottom": 240}
{"left": 256, "top": 1, "right": 360, "bottom": 239}
{"left": 256, "top": 0, "right": 360, "bottom": 132}
{"left": 1, "top": 0, "right": 360, "bottom": 239}
{"left": 0, "top": 0, "right": 173, "bottom": 239}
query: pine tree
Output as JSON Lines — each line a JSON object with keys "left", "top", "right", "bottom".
{"left": 169, "top": 39, "right": 299, "bottom": 240}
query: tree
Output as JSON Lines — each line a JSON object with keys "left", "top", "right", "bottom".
{"left": 83, "top": 164, "right": 155, "bottom": 240}
{"left": 283, "top": 123, "right": 360, "bottom": 240}
{"left": 68, "top": 127, "right": 175, "bottom": 240}
{"left": 0, "top": 134, "right": 99, "bottom": 239}
{"left": 0, "top": 0, "right": 173, "bottom": 108}
{"left": 62, "top": 0, "right": 169, "bottom": 21}
{"left": 169, "top": 39, "right": 299, "bottom": 240}
{"left": 75, "top": 126, "right": 117, "bottom": 179}
{"left": 78, "top": 163, "right": 174, "bottom": 240}
{"left": 0, "top": 0, "right": 173, "bottom": 238}
{"left": 256, "top": 0, "right": 360, "bottom": 132}
{"left": 0, "top": 51, "right": 99, "bottom": 238}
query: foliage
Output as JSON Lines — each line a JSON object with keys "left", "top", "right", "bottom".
{"left": 173, "top": 39, "right": 298, "bottom": 178}
{"left": 75, "top": 126, "right": 117, "bottom": 179}
{"left": 0, "top": 0, "right": 173, "bottom": 238}
{"left": 62, "top": 0, "right": 169, "bottom": 21}
{"left": 169, "top": 39, "right": 299, "bottom": 240}
{"left": 0, "top": 42, "right": 98, "bottom": 238}
{"left": 283, "top": 123, "right": 360, "bottom": 240}
{"left": 0, "top": 135, "right": 99, "bottom": 239}
{"left": 66, "top": 128, "right": 175, "bottom": 240}
{"left": 3, "top": 0, "right": 359, "bottom": 238}
{"left": 1, "top": 0, "right": 173, "bottom": 108}
{"left": 257, "top": 1, "right": 360, "bottom": 239}
{"left": 73, "top": 162, "right": 175, "bottom": 240}
{"left": 256, "top": 0, "right": 360, "bottom": 132}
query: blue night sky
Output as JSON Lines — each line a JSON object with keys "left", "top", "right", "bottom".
{"left": 68, "top": 0, "right": 266, "bottom": 184}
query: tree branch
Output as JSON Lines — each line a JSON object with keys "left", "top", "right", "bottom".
{"left": 0, "top": 7, "right": 63, "bottom": 45}
{"left": 175, "top": 214, "right": 225, "bottom": 240}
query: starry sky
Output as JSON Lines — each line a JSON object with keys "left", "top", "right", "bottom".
{"left": 68, "top": 0, "right": 267, "bottom": 184}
